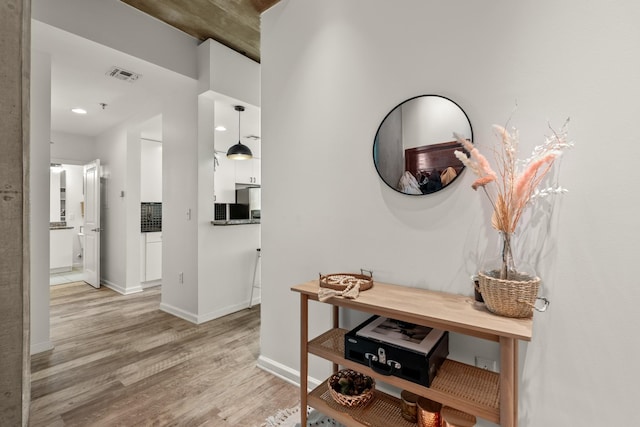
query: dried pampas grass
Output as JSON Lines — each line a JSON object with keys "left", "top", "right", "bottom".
{"left": 454, "top": 118, "right": 573, "bottom": 234}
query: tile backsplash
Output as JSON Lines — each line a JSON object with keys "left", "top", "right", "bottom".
{"left": 141, "top": 202, "right": 162, "bottom": 232}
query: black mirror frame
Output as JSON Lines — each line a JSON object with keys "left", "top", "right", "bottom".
{"left": 372, "top": 94, "right": 473, "bottom": 196}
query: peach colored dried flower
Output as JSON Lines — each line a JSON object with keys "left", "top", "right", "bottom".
{"left": 454, "top": 132, "right": 497, "bottom": 188}
{"left": 472, "top": 175, "right": 496, "bottom": 190}
{"left": 455, "top": 119, "right": 572, "bottom": 233}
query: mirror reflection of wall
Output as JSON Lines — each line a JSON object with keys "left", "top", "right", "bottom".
{"left": 373, "top": 95, "right": 472, "bottom": 195}
{"left": 50, "top": 164, "right": 65, "bottom": 222}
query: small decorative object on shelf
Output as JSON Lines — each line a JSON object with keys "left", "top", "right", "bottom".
{"left": 440, "top": 406, "right": 476, "bottom": 427}
{"left": 327, "top": 369, "right": 375, "bottom": 408}
{"left": 400, "top": 390, "right": 420, "bottom": 422}
{"left": 417, "top": 397, "right": 442, "bottom": 427}
{"left": 455, "top": 119, "right": 573, "bottom": 318}
{"left": 318, "top": 270, "right": 373, "bottom": 302}
{"left": 344, "top": 315, "right": 449, "bottom": 387}
{"left": 471, "top": 275, "right": 484, "bottom": 305}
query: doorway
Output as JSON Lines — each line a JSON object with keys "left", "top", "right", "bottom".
{"left": 48, "top": 160, "right": 101, "bottom": 288}
{"left": 48, "top": 163, "right": 85, "bottom": 286}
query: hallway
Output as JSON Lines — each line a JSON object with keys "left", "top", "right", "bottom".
{"left": 30, "top": 282, "right": 298, "bottom": 426}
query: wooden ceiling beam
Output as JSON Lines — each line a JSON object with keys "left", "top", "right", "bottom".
{"left": 120, "top": 0, "right": 279, "bottom": 63}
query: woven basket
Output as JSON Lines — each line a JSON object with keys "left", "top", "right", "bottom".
{"left": 327, "top": 369, "right": 375, "bottom": 408}
{"left": 478, "top": 271, "right": 540, "bottom": 318}
{"left": 319, "top": 272, "right": 373, "bottom": 292}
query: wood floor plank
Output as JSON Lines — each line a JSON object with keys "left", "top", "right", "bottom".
{"left": 30, "top": 282, "right": 299, "bottom": 426}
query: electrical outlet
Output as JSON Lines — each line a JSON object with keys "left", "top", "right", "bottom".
{"left": 178, "top": 272, "right": 184, "bottom": 284}
{"left": 475, "top": 356, "right": 497, "bottom": 372}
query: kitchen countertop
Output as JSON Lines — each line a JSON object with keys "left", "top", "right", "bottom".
{"left": 50, "top": 226, "right": 74, "bottom": 230}
{"left": 211, "top": 219, "right": 260, "bottom": 226}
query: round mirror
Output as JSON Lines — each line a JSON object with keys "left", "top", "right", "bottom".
{"left": 373, "top": 95, "right": 473, "bottom": 195}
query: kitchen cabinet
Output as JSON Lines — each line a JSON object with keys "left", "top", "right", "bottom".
{"left": 50, "top": 228, "right": 74, "bottom": 272}
{"left": 214, "top": 154, "right": 236, "bottom": 203}
{"left": 141, "top": 139, "right": 162, "bottom": 202}
{"left": 291, "top": 279, "right": 533, "bottom": 427}
{"left": 235, "top": 158, "right": 260, "bottom": 185}
{"left": 140, "top": 232, "right": 162, "bottom": 282}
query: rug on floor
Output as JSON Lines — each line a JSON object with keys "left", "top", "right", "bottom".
{"left": 260, "top": 406, "right": 346, "bottom": 427}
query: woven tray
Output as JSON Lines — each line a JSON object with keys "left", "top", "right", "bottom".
{"left": 319, "top": 272, "right": 373, "bottom": 292}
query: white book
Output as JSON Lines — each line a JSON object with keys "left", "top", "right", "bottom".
{"left": 356, "top": 316, "right": 445, "bottom": 354}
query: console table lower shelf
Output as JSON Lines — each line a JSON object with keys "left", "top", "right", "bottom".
{"left": 309, "top": 328, "right": 501, "bottom": 424}
{"left": 309, "top": 380, "right": 417, "bottom": 427}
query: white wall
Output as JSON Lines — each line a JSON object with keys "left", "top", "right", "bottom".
{"left": 260, "top": 1, "right": 640, "bottom": 425}
{"left": 160, "top": 82, "right": 200, "bottom": 319}
{"left": 32, "top": 0, "right": 198, "bottom": 79}
{"left": 30, "top": 51, "right": 52, "bottom": 354}
{"left": 94, "top": 125, "right": 129, "bottom": 291}
{"left": 93, "top": 110, "right": 167, "bottom": 295}
{"left": 50, "top": 130, "right": 96, "bottom": 164}
{"left": 140, "top": 139, "right": 162, "bottom": 202}
{"left": 403, "top": 97, "right": 471, "bottom": 149}
{"left": 198, "top": 39, "right": 261, "bottom": 107}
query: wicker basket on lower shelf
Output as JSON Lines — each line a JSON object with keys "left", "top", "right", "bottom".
{"left": 327, "top": 369, "right": 375, "bottom": 408}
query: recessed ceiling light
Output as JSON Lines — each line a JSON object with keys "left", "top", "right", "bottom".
{"left": 215, "top": 126, "right": 227, "bottom": 131}
{"left": 71, "top": 108, "right": 87, "bottom": 114}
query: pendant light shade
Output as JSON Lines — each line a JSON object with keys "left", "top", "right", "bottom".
{"left": 227, "top": 105, "right": 253, "bottom": 160}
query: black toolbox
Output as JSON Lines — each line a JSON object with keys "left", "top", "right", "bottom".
{"left": 344, "top": 315, "right": 449, "bottom": 387}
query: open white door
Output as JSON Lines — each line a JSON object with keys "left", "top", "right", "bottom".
{"left": 83, "top": 159, "right": 101, "bottom": 288}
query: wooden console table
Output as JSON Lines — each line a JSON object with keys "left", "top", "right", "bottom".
{"left": 292, "top": 279, "right": 533, "bottom": 427}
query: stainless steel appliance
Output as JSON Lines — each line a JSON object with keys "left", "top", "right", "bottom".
{"left": 236, "top": 187, "right": 261, "bottom": 219}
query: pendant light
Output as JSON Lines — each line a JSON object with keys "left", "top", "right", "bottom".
{"left": 226, "top": 105, "right": 253, "bottom": 160}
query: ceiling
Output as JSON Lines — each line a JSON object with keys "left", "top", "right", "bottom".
{"left": 120, "top": 0, "right": 280, "bottom": 63}
{"left": 35, "top": 1, "right": 268, "bottom": 144}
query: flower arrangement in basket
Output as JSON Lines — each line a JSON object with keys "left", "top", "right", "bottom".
{"left": 328, "top": 369, "right": 375, "bottom": 408}
{"left": 454, "top": 119, "right": 573, "bottom": 317}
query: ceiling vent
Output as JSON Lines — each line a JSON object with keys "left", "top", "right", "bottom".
{"left": 246, "top": 135, "right": 261, "bottom": 140}
{"left": 106, "top": 66, "right": 141, "bottom": 83}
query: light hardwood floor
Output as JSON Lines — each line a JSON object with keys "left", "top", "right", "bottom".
{"left": 30, "top": 282, "right": 299, "bottom": 426}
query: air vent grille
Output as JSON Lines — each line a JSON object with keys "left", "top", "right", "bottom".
{"left": 106, "top": 66, "right": 141, "bottom": 83}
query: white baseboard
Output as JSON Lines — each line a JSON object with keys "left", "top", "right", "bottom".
{"left": 31, "top": 340, "right": 54, "bottom": 355}
{"left": 160, "top": 298, "right": 262, "bottom": 325}
{"left": 102, "top": 279, "right": 143, "bottom": 295}
{"left": 256, "top": 355, "right": 322, "bottom": 391}
{"left": 141, "top": 280, "right": 161, "bottom": 289}
{"left": 197, "top": 300, "right": 253, "bottom": 324}
{"left": 160, "top": 302, "right": 199, "bottom": 323}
